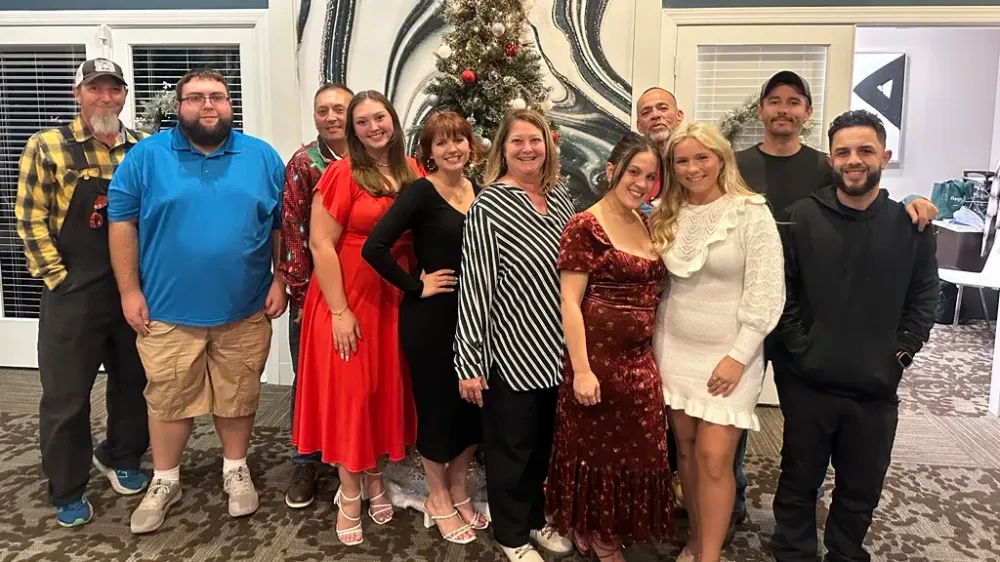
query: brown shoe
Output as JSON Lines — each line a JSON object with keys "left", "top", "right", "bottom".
{"left": 285, "top": 463, "right": 317, "bottom": 509}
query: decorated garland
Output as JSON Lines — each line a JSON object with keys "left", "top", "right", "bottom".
{"left": 133, "top": 88, "right": 177, "bottom": 135}
{"left": 717, "top": 93, "right": 816, "bottom": 147}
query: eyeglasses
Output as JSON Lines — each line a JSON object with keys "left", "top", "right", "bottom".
{"left": 90, "top": 194, "right": 107, "bottom": 229}
{"left": 180, "top": 93, "right": 231, "bottom": 106}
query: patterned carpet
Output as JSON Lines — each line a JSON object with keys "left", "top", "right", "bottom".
{"left": 1, "top": 324, "right": 999, "bottom": 561}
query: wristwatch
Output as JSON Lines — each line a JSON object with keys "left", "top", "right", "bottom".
{"left": 896, "top": 351, "right": 913, "bottom": 369}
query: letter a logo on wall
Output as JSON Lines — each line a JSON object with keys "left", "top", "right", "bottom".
{"left": 852, "top": 54, "right": 906, "bottom": 129}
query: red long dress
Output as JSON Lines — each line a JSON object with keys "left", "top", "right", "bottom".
{"left": 545, "top": 212, "right": 674, "bottom": 545}
{"left": 291, "top": 158, "right": 421, "bottom": 472}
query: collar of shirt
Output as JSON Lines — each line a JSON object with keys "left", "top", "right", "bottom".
{"left": 171, "top": 125, "right": 242, "bottom": 157}
{"left": 316, "top": 137, "right": 344, "bottom": 163}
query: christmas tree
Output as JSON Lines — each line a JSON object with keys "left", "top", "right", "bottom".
{"left": 420, "top": 0, "right": 558, "bottom": 172}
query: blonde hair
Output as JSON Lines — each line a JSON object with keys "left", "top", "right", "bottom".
{"left": 482, "top": 109, "right": 560, "bottom": 194}
{"left": 649, "top": 121, "right": 756, "bottom": 252}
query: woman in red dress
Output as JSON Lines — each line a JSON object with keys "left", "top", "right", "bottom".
{"left": 545, "top": 132, "right": 674, "bottom": 561}
{"left": 291, "top": 90, "right": 422, "bottom": 546}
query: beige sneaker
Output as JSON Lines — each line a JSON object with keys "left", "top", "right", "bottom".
{"left": 223, "top": 466, "right": 259, "bottom": 517}
{"left": 500, "top": 544, "right": 545, "bottom": 562}
{"left": 530, "top": 523, "right": 573, "bottom": 554}
{"left": 130, "top": 478, "right": 182, "bottom": 534}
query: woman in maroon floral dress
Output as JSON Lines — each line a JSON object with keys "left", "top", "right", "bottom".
{"left": 545, "top": 132, "right": 674, "bottom": 561}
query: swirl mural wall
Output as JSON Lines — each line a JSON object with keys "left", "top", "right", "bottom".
{"left": 296, "top": 0, "right": 636, "bottom": 208}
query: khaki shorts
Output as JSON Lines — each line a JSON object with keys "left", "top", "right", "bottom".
{"left": 137, "top": 310, "right": 272, "bottom": 422}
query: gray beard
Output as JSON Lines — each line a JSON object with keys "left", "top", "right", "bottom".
{"left": 90, "top": 111, "right": 120, "bottom": 137}
{"left": 649, "top": 129, "right": 671, "bottom": 144}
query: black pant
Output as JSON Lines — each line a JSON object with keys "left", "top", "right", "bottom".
{"left": 772, "top": 373, "right": 898, "bottom": 562}
{"left": 481, "top": 371, "right": 558, "bottom": 548}
{"left": 38, "top": 282, "right": 149, "bottom": 505}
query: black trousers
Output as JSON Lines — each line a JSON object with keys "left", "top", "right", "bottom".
{"left": 481, "top": 371, "right": 558, "bottom": 548}
{"left": 772, "top": 370, "right": 898, "bottom": 562}
{"left": 37, "top": 282, "right": 149, "bottom": 505}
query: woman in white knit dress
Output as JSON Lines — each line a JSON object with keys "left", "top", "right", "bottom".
{"left": 650, "top": 122, "right": 785, "bottom": 562}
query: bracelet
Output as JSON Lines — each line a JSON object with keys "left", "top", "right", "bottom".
{"left": 331, "top": 305, "right": 349, "bottom": 318}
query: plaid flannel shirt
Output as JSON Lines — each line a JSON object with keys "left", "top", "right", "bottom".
{"left": 15, "top": 116, "right": 146, "bottom": 289}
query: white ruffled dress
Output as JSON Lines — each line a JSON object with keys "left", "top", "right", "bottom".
{"left": 653, "top": 193, "right": 785, "bottom": 430}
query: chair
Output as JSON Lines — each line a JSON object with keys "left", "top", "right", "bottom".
{"left": 938, "top": 235, "right": 1000, "bottom": 330}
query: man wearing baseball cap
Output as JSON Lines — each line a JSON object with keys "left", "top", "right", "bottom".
{"left": 15, "top": 57, "right": 150, "bottom": 527}
{"left": 729, "top": 70, "right": 937, "bottom": 535}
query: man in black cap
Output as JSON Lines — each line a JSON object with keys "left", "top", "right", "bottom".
{"left": 15, "top": 57, "right": 150, "bottom": 527}
{"left": 729, "top": 70, "right": 937, "bottom": 532}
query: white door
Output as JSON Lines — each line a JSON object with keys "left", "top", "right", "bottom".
{"left": 0, "top": 27, "right": 103, "bottom": 368}
{"left": 673, "top": 24, "right": 855, "bottom": 153}
{"left": 108, "top": 27, "right": 289, "bottom": 385}
{"left": 671, "top": 25, "right": 855, "bottom": 404}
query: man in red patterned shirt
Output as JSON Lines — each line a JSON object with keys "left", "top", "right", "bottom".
{"left": 279, "top": 82, "right": 353, "bottom": 508}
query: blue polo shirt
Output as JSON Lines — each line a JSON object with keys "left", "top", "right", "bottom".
{"left": 108, "top": 127, "right": 284, "bottom": 327}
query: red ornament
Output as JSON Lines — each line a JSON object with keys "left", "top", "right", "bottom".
{"left": 505, "top": 43, "right": 519, "bottom": 58}
{"left": 461, "top": 69, "right": 477, "bottom": 84}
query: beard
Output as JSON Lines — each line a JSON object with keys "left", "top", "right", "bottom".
{"left": 90, "top": 109, "right": 120, "bottom": 137}
{"left": 648, "top": 128, "right": 671, "bottom": 144}
{"left": 833, "top": 165, "right": 881, "bottom": 196}
{"left": 179, "top": 112, "right": 233, "bottom": 147}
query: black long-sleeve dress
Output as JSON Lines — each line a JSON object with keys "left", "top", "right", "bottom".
{"left": 361, "top": 177, "right": 482, "bottom": 463}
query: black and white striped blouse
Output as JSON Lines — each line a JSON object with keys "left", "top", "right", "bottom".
{"left": 454, "top": 181, "right": 577, "bottom": 391}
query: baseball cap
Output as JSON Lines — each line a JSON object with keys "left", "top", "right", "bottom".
{"left": 74, "top": 58, "right": 127, "bottom": 88}
{"left": 760, "top": 70, "right": 812, "bottom": 106}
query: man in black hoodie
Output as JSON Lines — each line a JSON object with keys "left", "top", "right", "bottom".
{"left": 772, "top": 109, "right": 938, "bottom": 562}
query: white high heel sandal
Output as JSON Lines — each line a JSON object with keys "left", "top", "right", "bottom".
{"left": 333, "top": 487, "right": 363, "bottom": 546}
{"left": 363, "top": 470, "right": 393, "bottom": 525}
{"left": 422, "top": 503, "right": 476, "bottom": 545}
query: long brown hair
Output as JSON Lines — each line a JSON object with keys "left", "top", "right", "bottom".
{"left": 649, "top": 121, "right": 756, "bottom": 252}
{"left": 482, "top": 109, "right": 560, "bottom": 194}
{"left": 345, "top": 90, "right": 417, "bottom": 196}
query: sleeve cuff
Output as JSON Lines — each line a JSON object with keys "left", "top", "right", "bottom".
{"left": 728, "top": 327, "right": 769, "bottom": 365}
{"left": 43, "top": 269, "right": 67, "bottom": 291}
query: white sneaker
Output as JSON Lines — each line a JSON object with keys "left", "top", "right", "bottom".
{"left": 530, "top": 523, "right": 573, "bottom": 554}
{"left": 500, "top": 543, "right": 545, "bottom": 562}
{"left": 223, "top": 466, "right": 259, "bottom": 517}
{"left": 130, "top": 478, "right": 182, "bottom": 534}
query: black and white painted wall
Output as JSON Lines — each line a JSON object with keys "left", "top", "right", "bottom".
{"left": 296, "top": 0, "right": 637, "bottom": 208}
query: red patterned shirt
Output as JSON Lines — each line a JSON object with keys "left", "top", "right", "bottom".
{"left": 278, "top": 139, "right": 340, "bottom": 310}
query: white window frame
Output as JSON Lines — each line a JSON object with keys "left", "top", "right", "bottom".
{"left": 0, "top": 27, "right": 103, "bottom": 369}
{"left": 110, "top": 27, "right": 261, "bottom": 136}
{"left": 0, "top": 10, "right": 294, "bottom": 386}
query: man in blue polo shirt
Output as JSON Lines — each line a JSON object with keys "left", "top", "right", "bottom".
{"left": 107, "top": 68, "right": 286, "bottom": 535}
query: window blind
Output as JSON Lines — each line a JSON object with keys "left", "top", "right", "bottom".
{"left": 131, "top": 45, "right": 244, "bottom": 132}
{"left": 0, "top": 45, "right": 86, "bottom": 319}
{"left": 694, "top": 44, "right": 827, "bottom": 151}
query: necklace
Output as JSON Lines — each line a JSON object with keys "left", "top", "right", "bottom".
{"left": 375, "top": 160, "right": 390, "bottom": 168}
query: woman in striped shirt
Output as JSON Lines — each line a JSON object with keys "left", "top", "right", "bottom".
{"left": 454, "top": 109, "right": 575, "bottom": 562}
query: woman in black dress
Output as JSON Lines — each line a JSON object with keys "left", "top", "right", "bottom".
{"left": 362, "top": 110, "right": 484, "bottom": 545}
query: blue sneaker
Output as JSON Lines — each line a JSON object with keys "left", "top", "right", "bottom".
{"left": 93, "top": 455, "right": 149, "bottom": 495}
{"left": 56, "top": 497, "right": 93, "bottom": 528}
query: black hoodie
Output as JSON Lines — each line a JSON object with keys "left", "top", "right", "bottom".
{"left": 777, "top": 185, "right": 939, "bottom": 402}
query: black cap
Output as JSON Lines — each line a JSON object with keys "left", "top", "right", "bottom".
{"left": 760, "top": 70, "right": 811, "bottom": 106}
{"left": 74, "top": 58, "right": 127, "bottom": 88}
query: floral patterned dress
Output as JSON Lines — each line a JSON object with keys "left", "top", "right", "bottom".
{"left": 544, "top": 212, "right": 674, "bottom": 544}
